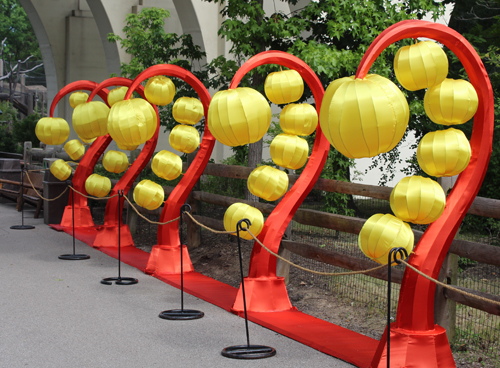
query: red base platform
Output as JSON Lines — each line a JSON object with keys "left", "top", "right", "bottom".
{"left": 145, "top": 244, "right": 194, "bottom": 275}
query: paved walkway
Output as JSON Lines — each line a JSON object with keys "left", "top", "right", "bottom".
{"left": 0, "top": 202, "right": 354, "bottom": 368}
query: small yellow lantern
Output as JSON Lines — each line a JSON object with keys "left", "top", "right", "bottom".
{"left": 207, "top": 87, "right": 271, "bottom": 147}
{"left": 117, "top": 142, "right": 139, "bottom": 151}
{"left": 69, "top": 91, "right": 89, "bottom": 108}
{"left": 72, "top": 101, "right": 110, "bottom": 139}
{"left": 64, "top": 139, "right": 85, "bottom": 161}
{"left": 223, "top": 203, "right": 264, "bottom": 240}
{"left": 394, "top": 41, "right": 449, "bottom": 91}
{"left": 247, "top": 165, "right": 289, "bottom": 201}
{"left": 173, "top": 97, "right": 204, "bottom": 125}
{"left": 270, "top": 134, "right": 309, "bottom": 170}
{"left": 417, "top": 128, "right": 471, "bottom": 177}
{"left": 358, "top": 213, "right": 414, "bottom": 265}
{"left": 390, "top": 176, "right": 446, "bottom": 224}
{"left": 319, "top": 74, "right": 409, "bottom": 159}
{"left": 264, "top": 69, "right": 304, "bottom": 105}
{"left": 102, "top": 150, "right": 129, "bottom": 174}
{"left": 152, "top": 150, "right": 182, "bottom": 181}
{"left": 145, "top": 76, "right": 175, "bottom": 106}
{"left": 169, "top": 125, "right": 200, "bottom": 154}
{"left": 79, "top": 136, "right": 96, "bottom": 145}
{"left": 279, "top": 103, "right": 318, "bottom": 136}
{"left": 107, "top": 87, "right": 128, "bottom": 107}
{"left": 133, "top": 179, "right": 165, "bottom": 210}
{"left": 424, "top": 79, "right": 478, "bottom": 125}
{"left": 50, "top": 159, "right": 72, "bottom": 181}
{"left": 35, "top": 117, "right": 70, "bottom": 146}
{"left": 85, "top": 174, "right": 111, "bottom": 198}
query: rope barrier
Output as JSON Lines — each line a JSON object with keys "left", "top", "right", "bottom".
{"left": 24, "top": 171, "right": 69, "bottom": 202}
{"left": 122, "top": 195, "right": 180, "bottom": 226}
{"left": 184, "top": 212, "right": 236, "bottom": 235}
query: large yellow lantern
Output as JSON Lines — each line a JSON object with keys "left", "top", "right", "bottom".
{"left": 270, "top": 134, "right": 309, "bottom": 170}
{"left": 85, "top": 174, "right": 111, "bottom": 198}
{"left": 358, "top": 213, "right": 414, "bottom": 265}
{"left": 152, "top": 150, "right": 182, "bottom": 181}
{"left": 417, "top": 128, "right": 471, "bottom": 177}
{"left": 107, "top": 87, "right": 128, "bottom": 107}
{"left": 424, "top": 78, "right": 478, "bottom": 125}
{"left": 107, "top": 98, "right": 157, "bottom": 147}
{"left": 72, "top": 101, "right": 110, "bottom": 139}
{"left": 394, "top": 41, "right": 449, "bottom": 91}
{"left": 102, "top": 150, "right": 129, "bottom": 174}
{"left": 319, "top": 74, "right": 409, "bottom": 159}
{"left": 169, "top": 125, "right": 200, "bottom": 154}
{"left": 207, "top": 87, "right": 271, "bottom": 147}
{"left": 279, "top": 103, "right": 318, "bottom": 136}
{"left": 64, "top": 139, "right": 85, "bottom": 161}
{"left": 145, "top": 76, "right": 175, "bottom": 106}
{"left": 35, "top": 117, "right": 70, "bottom": 146}
{"left": 223, "top": 203, "right": 264, "bottom": 240}
{"left": 264, "top": 69, "right": 304, "bottom": 105}
{"left": 390, "top": 176, "right": 446, "bottom": 225}
{"left": 173, "top": 97, "right": 204, "bottom": 125}
{"left": 133, "top": 179, "right": 165, "bottom": 210}
{"left": 247, "top": 166, "right": 289, "bottom": 202}
{"left": 69, "top": 91, "right": 88, "bottom": 108}
{"left": 117, "top": 142, "right": 139, "bottom": 151}
{"left": 50, "top": 159, "right": 72, "bottom": 181}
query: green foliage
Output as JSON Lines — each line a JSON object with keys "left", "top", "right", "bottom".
{"left": 13, "top": 112, "right": 40, "bottom": 150}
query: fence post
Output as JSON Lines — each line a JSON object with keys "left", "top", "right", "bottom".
{"left": 23, "top": 141, "right": 32, "bottom": 167}
{"left": 186, "top": 151, "right": 201, "bottom": 249}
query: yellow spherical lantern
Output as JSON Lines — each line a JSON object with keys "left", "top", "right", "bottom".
{"left": 69, "top": 91, "right": 89, "bottom": 108}
{"left": 173, "top": 97, "right": 204, "bottom": 125}
{"left": 85, "top": 174, "right": 111, "bottom": 198}
{"left": 102, "top": 150, "right": 129, "bottom": 174}
{"left": 390, "top": 176, "right": 446, "bottom": 225}
{"left": 64, "top": 139, "right": 85, "bottom": 161}
{"left": 145, "top": 76, "right": 175, "bottom": 106}
{"left": 247, "top": 165, "right": 289, "bottom": 201}
{"left": 207, "top": 87, "right": 271, "bottom": 147}
{"left": 116, "top": 142, "right": 139, "bottom": 151}
{"left": 169, "top": 125, "right": 200, "bottom": 154}
{"left": 50, "top": 159, "right": 72, "bottom": 181}
{"left": 152, "top": 150, "right": 182, "bottom": 181}
{"left": 79, "top": 136, "right": 96, "bottom": 145}
{"left": 72, "top": 101, "right": 110, "bottom": 139}
{"left": 279, "top": 103, "right": 318, "bottom": 136}
{"left": 35, "top": 117, "right": 70, "bottom": 146}
{"left": 424, "top": 79, "right": 478, "bottom": 125}
{"left": 223, "top": 203, "right": 264, "bottom": 241}
{"left": 133, "top": 179, "right": 164, "bottom": 210}
{"left": 394, "top": 41, "right": 449, "bottom": 91}
{"left": 107, "top": 98, "right": 157, "bottom": 147}
{"left": 264, "top": 69, "right": 304, "bottom": 105}
{"left": 107, "top": 87, "right": 128, "bottom": 107}
{"left": 319, "top": 74, "right": 409, "bottom": 159}
{"left": 358, "top": 214, "right": 414, "bottom": 265}
{"left": 417, "top": 128, "right": 471, "bottom": 177}
{"left": 270, "top": 134, "right": 309, "bottom": 170}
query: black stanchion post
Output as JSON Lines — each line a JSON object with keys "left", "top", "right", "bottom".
{"left": 221, "top": 219, "right": 276, "bottom": 360}
{"left": 10, "top": 168, "right": 35, "bottom": 230}
{"left": 159, "top": 204, "right": 204, "bottom": 320}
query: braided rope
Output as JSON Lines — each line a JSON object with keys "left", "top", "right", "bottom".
{"left": 184, "top": 211, "right": 236, "bottom": 235}
{"left": 122, "top": 195, "right": 180, "bottom": 226}
{"left": 24, "top": 172, "right": 68, "bottom": 202}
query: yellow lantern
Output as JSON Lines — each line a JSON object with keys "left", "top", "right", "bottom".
{"left": 79, "top": 136, "right": 96, "bottom": 145}
{"left": 279, "top": 103, "right": 318, "bottom": 136}
{"left": 358, "top": 213, "right": 414, "bottom": 265}
{"left": 64, "top": 139, "right": 85, "bottom": 161}
{"left": 145, "top": 76, "right": 175, "bottom": 106}
{"left": 69, "top": 91, "right": 88, "bottom": 108}
{"left": 169, "top": 125, "right": 200, "bottom": 154}
{"left": 35, "top": 117, "right": 70, "bottom": 146}
{"left": 319, "top": 74, "right": 409, "bottom": 159}
{"left": 72, "top": 101, "right": 110, "bottom": 139}
{"left": 133, "top": 179, "right": 165, "bottom": 210}
{"left": 223, "top": 203, "right": 264, "bottom": 240}
{"left": 207, "top": 87, "right": 271, "bottom": 147}
{"left": 117, "top": 142, "right": 139, "bottom": 151}
{"left": 152, "top": 150, "right": 182, "bottom": 181}
{"left": 173, "top": 97, "right": 204, "bottom": 125}
{"left": 424, "top": 78, "right": 478, "bottom": 125}
{"left": 270, "top": 134, "right": 309, "bottom": 170}
{"left": 85, "top": 174, "right": 111, "bottom": 198}
{"left": 102, "top": 150, "right": 129, "bottom": 174}
{"left": 107, "top": 98, "right": 157, "bottom": 147}
{"left": 390, "top": 176, "right": 446, "bottom": 225}
{"left": 107, "top": 87, "right": 128, "bottom": 107}
{"left": 394, "top": 41, "right": 449, "bottom": 91}
{"left": 417, "top": 128, "right": 471, "bottom": 177}
{"left": 247, "top": 165, "right": 289, "bottom": 201}
{"left": 50, "top": 159, "right": 72, "bottom": 181}
{"left": 264, "top": 69, "right": 304, "bottom": 105}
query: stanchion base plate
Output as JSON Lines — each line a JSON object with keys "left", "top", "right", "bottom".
{"left": 159, "top": 309, "right": 204, "bottom": 320}
{"left": 101, "top": 277, "right": 138, "bottom": 285}
{"left": 221, "top": 345, "right": 276, "bottom": 359}
{"left": 59, "top": 254, "right": 90, "bottom": 260}
{"left": 10, "top": 225, "right": 35, "bottom": 230}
